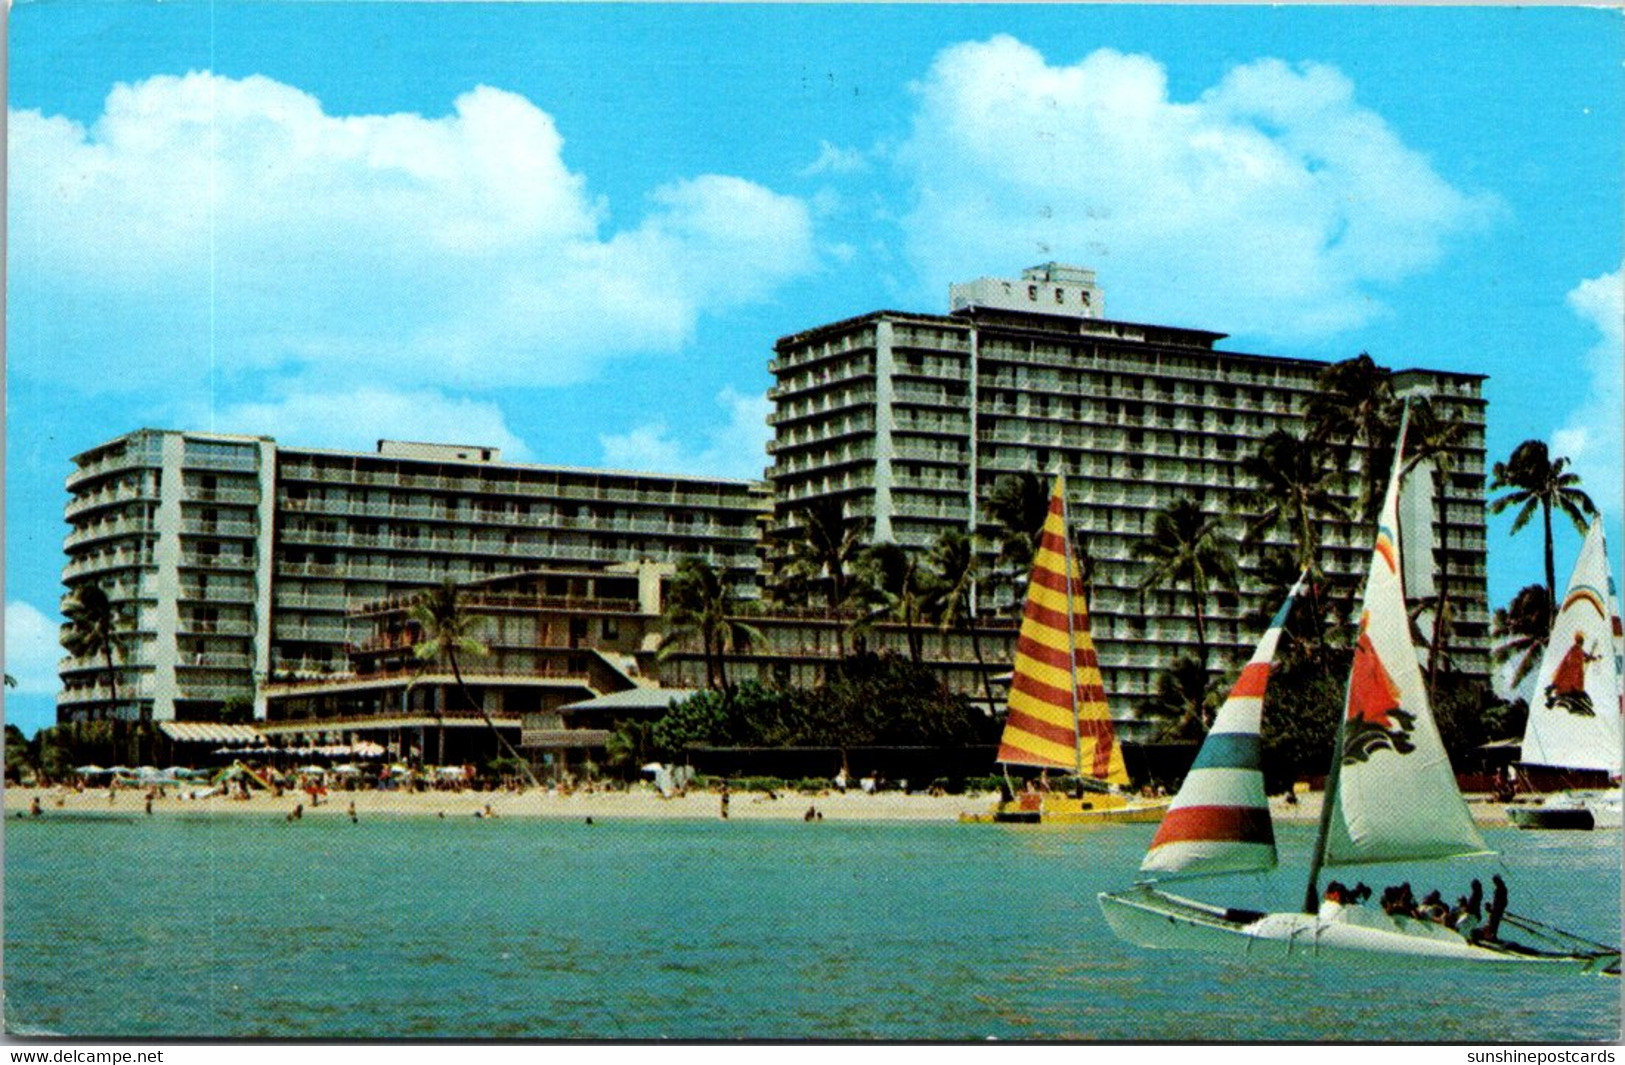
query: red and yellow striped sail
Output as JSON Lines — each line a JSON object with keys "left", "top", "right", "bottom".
{"left": 996, "top": 475, "right": 1128, "bottom": 784}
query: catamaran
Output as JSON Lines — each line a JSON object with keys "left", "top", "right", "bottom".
{"left": 1507, "top": 520, "right": 1624, "bottom": 830}
{"left": 963, "top": 474, "right": 1169, "bottom": 825}
{"left": 1099, "top": 415, "right": 1620, "bottom": 972}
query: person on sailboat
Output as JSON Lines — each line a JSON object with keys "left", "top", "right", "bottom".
{"left": 1474, "top": 875, "right": 1509, "bottom": 943}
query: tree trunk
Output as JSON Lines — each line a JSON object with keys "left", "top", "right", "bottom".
{"left": 449, "top": 650, "right": 539, "bottom": 788}
{"left": 1427, "top": 471, "right": 1452, "bottom": 700}
{"left": 1192, "top": 592, "right": 1210, "bottom": 728}
{"left": 1542, "top": 499, "right": 1556, "bottom": 607}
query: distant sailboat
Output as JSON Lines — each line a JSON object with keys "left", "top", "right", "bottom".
{"left": 1508, "top": 520, "right": 1624, "bottom": 830}
{"left": 964, "top": 474, "right": 1168, "bottom": 825}
{"left": 1099, "top": 412, "right": 1619, "bottom": 972}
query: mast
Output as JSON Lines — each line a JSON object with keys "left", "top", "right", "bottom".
{"left": 1062, "top": 484, "right": 1084, "bottom": 778}
{"left": 1303, "top": 400, "right": 1411, "bottom": 913}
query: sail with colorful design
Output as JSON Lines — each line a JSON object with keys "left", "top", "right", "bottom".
{"left": 1139, "top": 574, "right": 1305, "bottom": 880}
{"left": 1520, "top": 520, "right": 1623, "bottom": 776}
{"left": 1320, "top": 415, "right": 1489, "bottom": 868}
{"left": 995, "top": 473, "right": 1127, "bottom": 785}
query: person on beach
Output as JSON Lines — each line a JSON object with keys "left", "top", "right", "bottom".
{"left": 348, "top": 801, "right": 358, "bottom": 823}
{"left": 145, "top": 792, "right": 154, "bottom": 816}
{"left": 804, "top": 805, "right": 817, "bottom": 822}
{"left": 720, "top": 783, "right": 730, "bottom": 820}
{"left": 29, "top": 796, "right": 42, "bottom": 818}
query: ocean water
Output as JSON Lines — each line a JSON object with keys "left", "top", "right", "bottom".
{"left": 4, "top": 814, "right": 1619, "bottom": 1041}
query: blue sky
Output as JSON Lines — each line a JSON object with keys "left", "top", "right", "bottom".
{"left": 6, "top": 3, "right": 1622, "bottom": 736}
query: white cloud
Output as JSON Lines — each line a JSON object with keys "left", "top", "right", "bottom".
{"left": 213, "top": 387, "right": 534, "bottom": 460}
{"left": 599, "top": 387, "right": 771, "bottom": 479}
{"left": 894, "top": 38, "right": 1497, "bottom": 339}
{"left": 5, "top": 601, "right": 62, "bottom": 696}
{"left": 801, "top": 141, "right": 870, "bottom": 177}
{"left": 1552, "top": 263, "right": 1624, "bottom": 521}
{"left": 9, "top": 74, "right": 817, "bottom": 393}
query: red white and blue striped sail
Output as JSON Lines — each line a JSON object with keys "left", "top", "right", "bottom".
{"left": 1139, "top": 576, "right": 1305, "bottom": 881}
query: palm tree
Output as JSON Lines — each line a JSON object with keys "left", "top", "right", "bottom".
{"left": 1488, "top": 440, "right": 1598, "bottom": 605}
{"left": 984, "top": 472, "right": 1050, "bottom": 613}
{"left": 1234, "top": 429, "right": 1348, "bottom": 642}
{"left": 1133, "top": 498, "right": 1239, "bottom": 684}
{"left": 922, "top": 529, "right": 1001, "bottom": 714}
{"left": 1306, "top": 352, "right": 1400, "bottom": 519}
{"left": 849, "top": 542, "right": 928, "bottom": 663}
{"left": 1491, "top": 584, "right": 1554, "bottom": 693}
{"left": 1234, "top": 430, "right": 1348, "bottom": 576}
{"left": 1140, "top": 656, "right": 1224, "bottom": 738}
{"left": 780, "top": 497, "right": 861, "bottom": 657}
{"left": 782, "top": 497, "right": 861, "bottom": 609}
{"left": 62, "top": 581, "right": 125, "bottom": 721}
{"left": 659, "top": 556, "right": 762, "bottom": 692}
{"left": 410, "top": 580, "right": 538, "bottom": 787}
{"left": 1401, "top": 396, "right": 1471, "bottom": 694}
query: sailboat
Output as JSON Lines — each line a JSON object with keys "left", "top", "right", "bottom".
{"left": 1099, "top": 415, "right": 1620, "bottom": 972}
{"left": 1507, "top": 520, "right": 1624, "bottom": 830}
{"left": 963, "top": 474, "right": 1169, "bottom": 825}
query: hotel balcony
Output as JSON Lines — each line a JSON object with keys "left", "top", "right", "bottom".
{"left": 179, "top": 582, "right": 258, "bottom": 604}
{"left": 65, "top": 479, "right": 160, "bottom": 519}
{"left": 183, "top": 485, "right": 261, "bottom": 506}
{"left": 63, "top": 552, "right": 155, "bottom": 580}
{"left": 65, "top": 444, "right": 164, "bottom": 490}
{"left": 180, "top": 518, "right": 259, "bottom": 538}
{"left": 63, "top": 515, "right": 156, "bottom": 551}
{"left": 178, "top": 552, "right": 257, "bottom": 572}
{"left": 177, "top": 616, "right": 257, "bottom": 637}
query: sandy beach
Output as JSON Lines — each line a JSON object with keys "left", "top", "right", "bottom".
{"left": 2, "top": 783, "right": 1517, "bottom": 825}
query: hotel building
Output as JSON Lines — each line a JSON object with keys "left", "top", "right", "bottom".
{"left": 766, "top": 264, "right": 1490, "bottom": 703}
{"left": 58, "top": 433, "right": 766, "bottom": 724}
{"left": 58, "top": 264, "right": 1489, "bottom": 731}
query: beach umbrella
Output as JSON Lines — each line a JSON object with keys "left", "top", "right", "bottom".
{"left": 107, "top": 765, "right": 133, "bottom": 774}
{"left": 75, "top": 765, "right": 108, "bottom": 775}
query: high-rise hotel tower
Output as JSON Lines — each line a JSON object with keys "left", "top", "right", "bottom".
{"left": 766, "top": 264, "right": 1489, "bottom": 703}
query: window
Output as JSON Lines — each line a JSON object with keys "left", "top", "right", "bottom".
{"left": 1028, "top": 285, "right": 1038, "bottom": 300}
{"left": 1055, "top": 288, "right": 1065, "bottom": 304}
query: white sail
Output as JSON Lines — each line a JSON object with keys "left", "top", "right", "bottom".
{"left": 1520, "top": 521, "right": 1624, "bottom": 775}
{"left": 1324, "top": 423, "right": 1489, "bottom": 866}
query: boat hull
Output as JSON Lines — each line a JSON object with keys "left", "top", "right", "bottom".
{"left": 1508, "top": 790, "right": 1621, "bottom": 831}
{"left": 1097, "top": 888, "right": 1620, "bottom": 974}
{"left": 960, "top": 793, "right": 1170, "bottom": 825}
{"left": 1508, "top": 805, "right": 1594, "bottom": 830}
